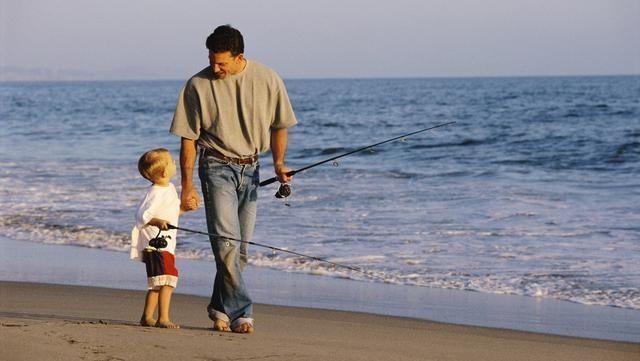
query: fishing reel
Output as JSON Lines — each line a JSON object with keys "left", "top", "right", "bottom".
{"left": 274, "top": 183, "right": 292, "bottom": 206}
{"left": 148, "top": 229, "right": 171, "bottom": 249}
{"left": 275, "top": 183, "right": 291, "bottom": 199}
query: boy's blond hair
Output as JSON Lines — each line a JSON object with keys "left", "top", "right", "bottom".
{"left": 138, "top": 148, "right": 170, "bottom": 182}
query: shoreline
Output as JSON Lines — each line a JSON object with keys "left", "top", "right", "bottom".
{"left": 2, "top": 281, "right": 639, "bottom": 361}
{"left": 1, "top": 235, "right": 639, "bottom": 344}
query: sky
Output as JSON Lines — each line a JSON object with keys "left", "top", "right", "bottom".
{"left": 1, "top": 0, "right": 639, "bottom": 80}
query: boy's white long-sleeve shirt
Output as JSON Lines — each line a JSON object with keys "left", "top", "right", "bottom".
{"left": 130, "top": 183, "right": 180, "bottom": 261}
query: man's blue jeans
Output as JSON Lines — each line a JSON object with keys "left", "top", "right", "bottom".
{"left": 199, "top": 154, "right": 259, "bottom": 327}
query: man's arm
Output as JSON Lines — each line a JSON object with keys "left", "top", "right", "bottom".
{"left": 271, "top": 127, "right": 293, "bottom": 183}
{"left": 180, "top": 137, "right": 200, "bottom": 211}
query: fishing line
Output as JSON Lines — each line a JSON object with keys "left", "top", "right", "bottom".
{"left": 168, "top": 224, "right": 382, "bottom": 279}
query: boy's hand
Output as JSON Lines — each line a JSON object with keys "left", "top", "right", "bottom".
{"left": 147, "top": 218, "right": 170, "bottom": 230}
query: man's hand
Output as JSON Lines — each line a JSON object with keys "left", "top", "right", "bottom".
{"left": 181, "top": 184, "right": 200, "bottom": 212}
{"left": 275, "top": 163, "right": 293, "bottom": 184}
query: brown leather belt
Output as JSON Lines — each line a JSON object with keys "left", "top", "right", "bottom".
{"left": 202, "top": 148, "right": 258, "bottom": 165}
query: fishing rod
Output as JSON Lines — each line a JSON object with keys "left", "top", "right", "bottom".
{"left": 260, "top": 121, "right": 456, "bottom": 188}
{"left": 168, "top": 224, "right": 376, "bottom": 277}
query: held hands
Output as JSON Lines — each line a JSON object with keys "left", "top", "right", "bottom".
{"left": 180, "top": 184, "right": 200, "bottom": 212}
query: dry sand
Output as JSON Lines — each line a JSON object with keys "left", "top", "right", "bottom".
{"left": 1, "top": 281, "right": 638, "bottom": 361}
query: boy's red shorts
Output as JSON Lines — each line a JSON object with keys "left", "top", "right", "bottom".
{"left": 142, "top": 249, "right": 178, "bottom": 289}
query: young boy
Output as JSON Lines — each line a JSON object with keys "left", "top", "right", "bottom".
{"left": 130, "top": 148, "right": 181, "bottom": 329}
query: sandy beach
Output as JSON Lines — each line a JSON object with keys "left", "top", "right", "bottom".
{"left": 1, "top": 235, "right": 639, "bottom": 361}
{"left": 1, "top": 281, "right": 638, "bottom": 361}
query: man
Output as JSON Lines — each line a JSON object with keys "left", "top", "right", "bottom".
{"left": 170, "top": 25, "right": 297, "bottom": 334}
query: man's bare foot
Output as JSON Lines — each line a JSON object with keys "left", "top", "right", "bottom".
{"left": 140, "top": 316, "right": 156, "bottom": 327}
{"left": 156, "top": 320, "right": 180, "bottom": 329}
{"left": 213, "top": 319, "right": 231, "bottom": 332}
{"left": 232, "top": 322, "right": 254, "bottom": 334}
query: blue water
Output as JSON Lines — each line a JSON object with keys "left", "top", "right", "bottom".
{"left": 1, "top": 76, "right": 639, "bottom": 311}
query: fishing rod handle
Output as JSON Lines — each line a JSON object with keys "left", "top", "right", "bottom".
{"left": 259, "top": 170, "right": 296, "bottom": 187}
{"left": 259, "top": 177, "right": 278, "bottom": 187}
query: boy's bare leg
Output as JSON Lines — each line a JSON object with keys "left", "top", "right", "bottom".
{"left": 140, "top": 289, "right": 158, "bottom": 326}
{"left": 156, "top": 286, "right": 179, "bottom": 329}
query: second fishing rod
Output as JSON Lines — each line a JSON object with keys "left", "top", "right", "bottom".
{"left": 167, "top": 224, "right": 382, "bottom": 279}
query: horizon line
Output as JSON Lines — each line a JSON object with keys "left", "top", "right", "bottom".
{"left": 2, "top": 73, "right": 639, "bottom": 83}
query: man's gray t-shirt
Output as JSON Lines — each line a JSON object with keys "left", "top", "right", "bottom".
{"left": 170, "top": 60, "right": 297, "bottom": 158}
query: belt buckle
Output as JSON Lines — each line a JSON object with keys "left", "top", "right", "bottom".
{"left": 232, "top": 157, "right": 244, "bottom": 165}
{"left": 237, "top": 155, "right": 256, "bottom": 165}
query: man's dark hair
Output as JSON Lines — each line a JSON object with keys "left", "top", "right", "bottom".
{"left": 206, "top": 25, "right": 244, "bottom": 56}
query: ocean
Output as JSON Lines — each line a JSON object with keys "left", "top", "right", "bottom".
{"left": 1, "top": 75, "right": 639, "bottom": 313}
